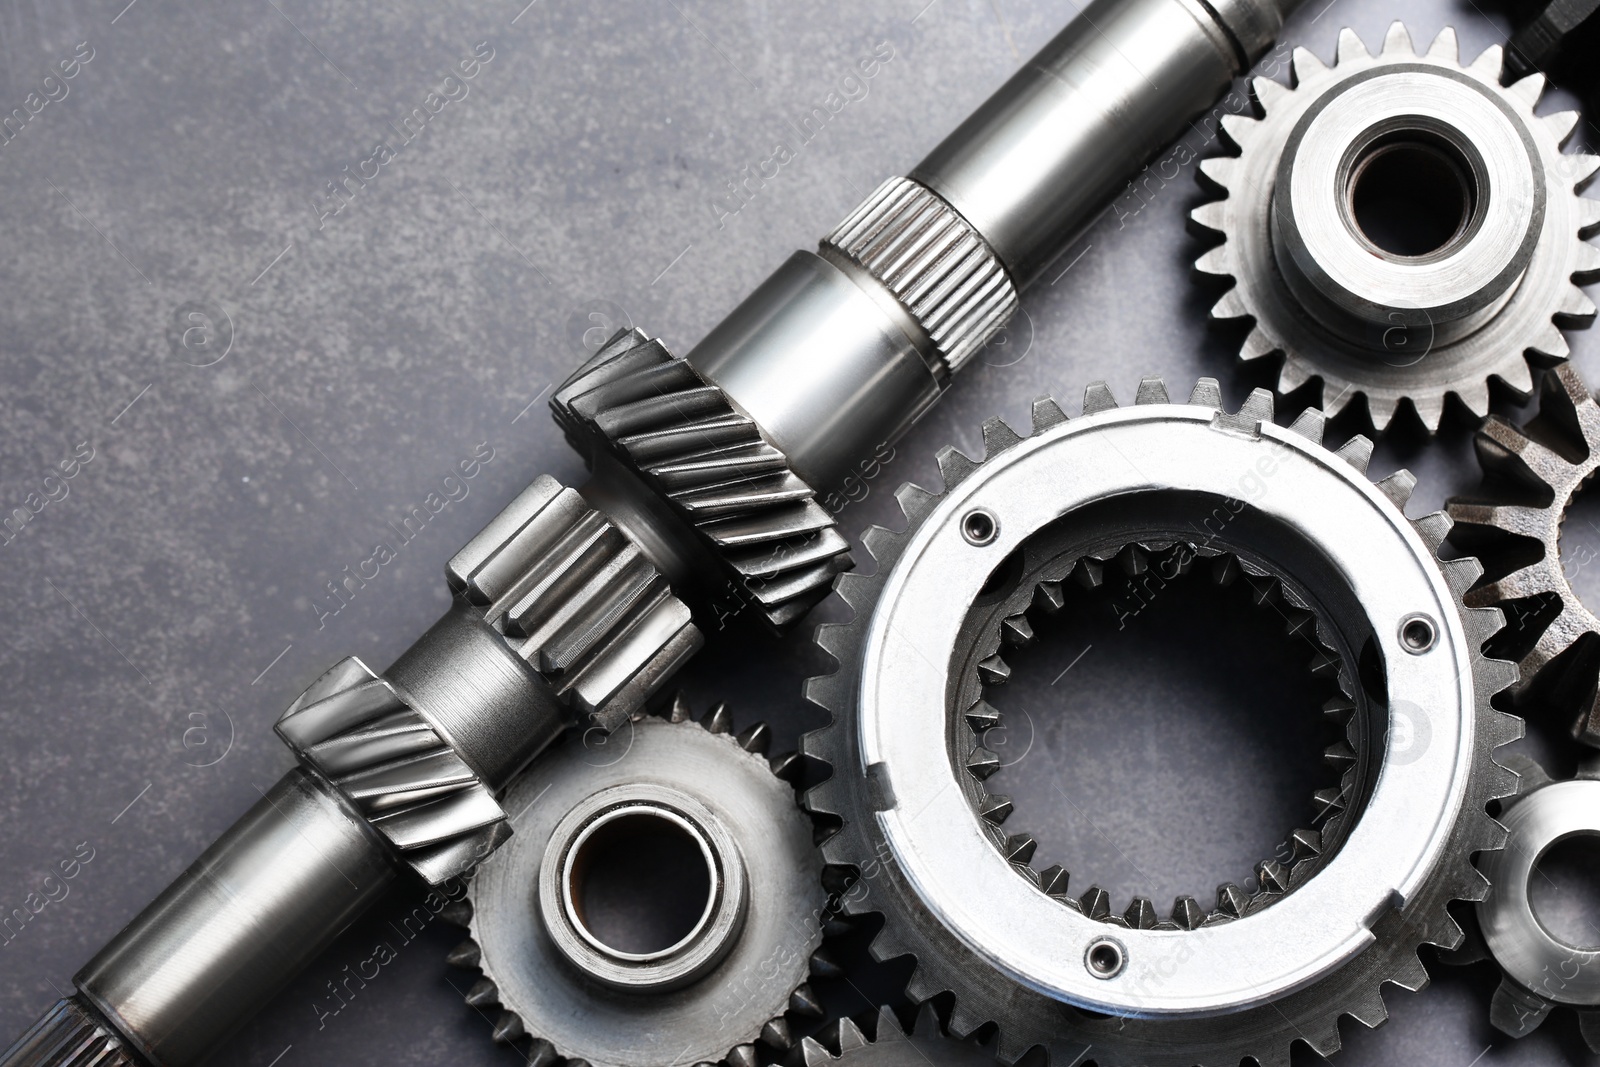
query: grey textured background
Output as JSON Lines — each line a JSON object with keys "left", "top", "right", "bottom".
{"left": 0, "top": 0, "right": 1596, "bottom": 1065}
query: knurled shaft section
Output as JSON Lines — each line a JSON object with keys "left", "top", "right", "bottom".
{"left": 824, "top": 176, "right": 1018, "bottom": 373}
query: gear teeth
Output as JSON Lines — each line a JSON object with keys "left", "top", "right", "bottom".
{"left": 1219, "top": 112, "right": 1256, "bottom": 148}
{"left": 1030, "top": 395, "right": 1068, "bottom": 432}
{"left": 703, "top": 702, "right": 734, "bottom": 734}
{"left": 810, "top": 947, "right": 845, "bottom": 979}
{"left": 1287, "top": 407, "right": 1326, "bottom": 445}
{"left": 1346, "top": 985, "right": 1390, "bottom": 1028}
{"left": 1575, "top": 240, "right": 1600, "bottom": 281}
{"left": 980, "top": 793, "right": 1014, "bottom": 824}
{"left": 791, "top": 1038, "right": 828, "bottom": 1067}
{"left": 447, "top": 939, "right": 481, "bottom": 968}
{"left": 977, "top": 655, "right": 1011, "bottom": 685}
{"left": 441, "top": 899, "right": 473, "bottom": 927}
{"left": 1216, "top": 387, "right": 1275, "bottom": 434}
{"left": 492, "top": 1011, "right": 525, "bottom": 1044}
{"left": 1189, "top": 378, "right": 1223, "bottom": 409}
{"left": 1192, "top": 198, "right": 1231, "bottom": 235}
{"left": 937, "top": 445, "right": 981, "bottom": 489}
{"left": 1252, "top": 74, "right": 1292, "bottom": 110}
{"left": 967, "top": 745, "right": 1002, "bottom": 779}
{"left": 1491, "top": 976, "right": 1553, "bottom": 1036}
{"left": 465, "top": 977, "right": 499, "bottom": 1008}
{"left": 1217, "top": 882, "right": 1248, "bottom": 917}
{"left": 1002, "top": 614, "right": 1035, "bottom": 646}
{"left": 761, "top": 1018, "right": 793, "bottom": 1049}
{"left": 1389, "top": 950, "right": 1431, "bottom": 992}
{"left": 1427, "top": 25, "right": 1459, "bottom": 59}
{"left": 732, "top": 1043, "right": 763, "bottom": 1067}
{"left": 1381, "top": 21, "right": 1414, "bottom": 55}
{"left": 1413, "top": 511, "right": 1452, "bottom": 551}
{"left": 1292, "top": 45, "right": 1329, "bottom": 79}
{"left": 1580, "top": 199, "right": 1600, "bottom": 236}
{"left": 895, "top": 482, "right": 939, "bottom": 524}
{"left": 1376, "top": 469, "right": 1417, "bottom": 511}
{"left": 1172, "top": 895, "right": 1205, "bottom": 930}
{"left": 1470, "top": 42, "right": 1503, "bottom": 76}
{"left": 737, "top": 722, "right": 772, "bottom": 754}
{"left": 1290, "top": 827, "right": 1323, "bottom": 860}
{"left": 836, "top": 1017, "right": 870, "bottom": 1054}
{"left": 771, "top": 750, "right": 803, "bottom": 782}
{"left": 965, "top": 699, "right": 1002, "bottom": 731}
{"left": 982, "top": 417, "right": 1025, "bottom": 458}
{"left": 1083, "top": 381, "right": 1119, "bottom": 414}
{"left": 1334, "top": 435, "right": 1373, "bottom": 473}
{"left": 1038, "top": 865, "right": 1069, "bottom": 896}
{"left": 1336, "top": 27, "right": 1368, "bottom": 62}
{"left": 1135, "top": 376, "right": 1170, "bottom": 405}
{"left": 1210, "top": 287, "right": 1249, "bottom": 320}
{"left": 1560, "top": 287, "right": 1598, "bottom": 323}
{"left": 1034, "top": 579, "right": 1067, "bottom": 611}
{"left": 1544, "top": 110, "right": 1581, "bottom": 147}
{"left": 1079, "top": 886, "right": 1112, "bottom": 920}
{"left": 781, "top": 984, "right": 822, "bottom": 1020}
{"left": 1257, "top": 858, "right": 1289, "bottom": 894}
{"left": 668, "top": 690, "right": 694, "bottom": 723}
{"left": 1003, "top": 833, "right": 1037, "bottom": 864}
{"left": 1508, "top": 71, "right": 1545, "bottom": 108}
{"left": 1124, "top": 897, "right": 1159, "bottom": 929}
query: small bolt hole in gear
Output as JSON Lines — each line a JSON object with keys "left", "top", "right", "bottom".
{"left": 1346, "top": 131, "right": 1479, "bottom": 258}
{"left": 980, "top": 548, "right": 1350, "bottom": 912}
{"left": 566, "top": 808, "right": 715, "bottom": 957}
{"left": 1528, "top": 833, "right": 1600, "bottom": 950}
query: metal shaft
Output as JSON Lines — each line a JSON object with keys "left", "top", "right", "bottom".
{"left": 3, "top": 1, "right": 1299, "bottom": 1062}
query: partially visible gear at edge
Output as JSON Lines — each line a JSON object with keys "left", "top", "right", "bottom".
{"left": 802, "top": 377, "right": 1521, "bottom": 1066}
{"left": 1191, "top": 22, "right": 1600, "bottom": 432}
{"left": 788, "top": 1006, "right": 1000, "bottom": 1067}
{"left": 447, "top": 694, "right": 827, "bottom": 1067}
{"left": 1448, "top": 362, "right": 1600, "bottom": 747}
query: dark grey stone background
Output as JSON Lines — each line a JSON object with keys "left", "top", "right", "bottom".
{"left": 0, "top": 0, "right": 1596, "bottom": 1065}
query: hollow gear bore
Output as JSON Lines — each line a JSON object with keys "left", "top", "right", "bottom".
{"left": 449, "top": 696, "right": 825, "bottom": 1067}
{"left": 1449, "top": 363, "right": 1600, "bottom": 747}
{"left": 1191, "top": 22, "right": 1600, "bottom": 432}
{"left": 803, "top": 378, "right": 1520, "bottom": 1066}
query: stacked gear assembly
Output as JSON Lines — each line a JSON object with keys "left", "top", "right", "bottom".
{"left": 0, "top": 0, "right": 1317, "bottom": 1061}
{"left": 803, "top": 379, "right": 1520, "bottom": 1066}
{"left": 1191, "top": 22, "right": 1600, "bottom": 432}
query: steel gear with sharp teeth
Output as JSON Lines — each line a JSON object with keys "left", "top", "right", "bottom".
{"left": 1190, "top": 22, "right": 1600, "bottom": 433}
{"left": 787, "top": 1006, "right": 1000, "bottom": 1067}
{"left": 802, "top": 377, "right": 1521, "bottom": 1066}
{"left": 553, "top": 328, "right": 854, "bottom": 631}
{"left": 447, "top": 694, "right": 825, "bottom": 1067}
{"left": 957, "top": 538, "right": 1365, "bottom": 928}
{"left": 1449, "top": 363, "right": 1600, "bottom": 747}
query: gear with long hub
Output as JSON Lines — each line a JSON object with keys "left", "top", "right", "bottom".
{"left": 1191, "top": 22, "right": 1600, "bottom": 433}
{"left": 447, "top": 696, "right": 825, "bottom": 1067}
{"left": 803, "top": 377, "right": 1520, "bottom": 1066}
{"left": 955, "top": 535, "right": 1365, "bottom": 927}
{"left": 1449, "top": 363, "right": 1600, "bottom": 747}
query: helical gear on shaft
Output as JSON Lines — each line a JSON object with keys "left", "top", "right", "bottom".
{"left": 1449, "top": 363, "right": 1600, "bottom": 747}
{"left": 1191, "top": 22, "right": 1600, "bottom": 432}
{"left": 553, "top": 329, "right": 854, "bottom": 631}
{"left": 447, "top": 695, "right": 826, "bottom": 1067}
{"left": 802, "top": 377, "right": 1521, "bottom": 1066}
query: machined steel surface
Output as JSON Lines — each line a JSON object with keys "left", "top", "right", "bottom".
{"left": 804, "top": 379, "right": 1520, "bottom": 1064}
{"left": 1192, "top": 22, "right": 1600, "bottom": 431}
{"left": 454, "top": 700, "right": 824, "bottom": 1067}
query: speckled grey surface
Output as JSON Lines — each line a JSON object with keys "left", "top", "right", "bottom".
{"left": 0, "top": 1, "right": 1597, "bottom": 1065}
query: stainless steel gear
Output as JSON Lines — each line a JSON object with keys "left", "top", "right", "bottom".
{"left": 449, "top": 695, "right": 826, "bottom": 1067}
{"left": 954, "top": 535, "right": 1366, "bottom": 926}
{"left": 789, "top": 1006, "right": 1000, "bottom": 1067}
{"left": 1449, "top": 363, "right": 1600, "bottom": 747}
{"left": 1462, "top": 754, "right": 1600, "bottom": 1049}
{"left": 803, "top": 377, "right": 1520, "bottom": 1066}
{"left": 1191, "top": 22, "right": 1600, "bottom": 432}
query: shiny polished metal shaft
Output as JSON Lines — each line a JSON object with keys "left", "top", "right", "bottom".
{"left": 1, "top": 0, "right": 1297, "bottom": 1063}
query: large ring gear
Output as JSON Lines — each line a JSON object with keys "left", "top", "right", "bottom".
{"left": 448, "top": 697, "right": 825, "bottom": 1067}
{"left": 1191, "top": 22, "right": 1600, "bottom": 432}
{"left": 803, "top": 379, "right": 1520, "bottom": 1066}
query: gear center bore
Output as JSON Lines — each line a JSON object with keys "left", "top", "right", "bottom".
{"left": 1345, "top": 132, "right": 1479, "bottom": 259}
{"left": 1528, "top": 833, "right": 1600, "bottom": 949}
{"left": 969, "top": 541, "right": 1359, "bottom": 927}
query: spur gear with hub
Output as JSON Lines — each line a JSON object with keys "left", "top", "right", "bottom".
{"left": 447, "top": 696, "right": 826, "bottom": 1067}
{"left": 803, "top": 378, "right": 1520, "bottom": 1066}
{"left": 1191, "top": 22, "right": 1600, "bottom": 432}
